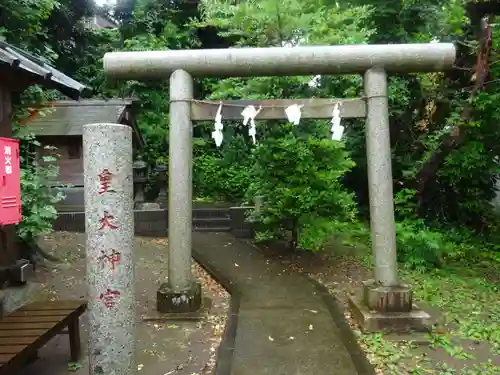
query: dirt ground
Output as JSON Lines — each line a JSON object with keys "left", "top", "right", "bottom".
{"left": 11, "top": 231, "right": 498, "bottom": 375}
{"left": 256, "top": 240, "right": 500, "bottom": 375}
{"left": 17, "top": 232, "right": 229, "bottom": 375}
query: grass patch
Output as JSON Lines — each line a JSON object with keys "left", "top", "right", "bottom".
{"left": 356, "top": 259, "right": 500, "bottom": 374}
{"left": 405, "top": 266, "right": 500, "bottom": 351}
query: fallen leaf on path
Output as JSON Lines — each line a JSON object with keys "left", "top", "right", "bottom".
{"left": 68, "top": 362, "right": 83, "bottom": 372}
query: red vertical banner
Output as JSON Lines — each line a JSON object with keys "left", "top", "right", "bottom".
{"left": 0, "top": 138, "right": 22, "bottom": 225}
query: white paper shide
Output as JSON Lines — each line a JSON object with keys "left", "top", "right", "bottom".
{"left": 330, "top": 102, "right": 344, "bottom": 141}
{"left": 285, "top": 104, "right": 303, "bottom": 125}
{"left": 211, "top": 101, "right": 345, "bottom": 146}
{"left": 211, "top": 103, "right": 224, "bottom": 147}
{"left": 241, "top": 105, "right": 262, "bottom": 144}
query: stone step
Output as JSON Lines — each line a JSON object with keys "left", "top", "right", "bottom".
{"left": 193, "top": 217, "right": 231, "bottom": 228}
{"left": 194, "top": 227, "right": 231, "bottom": 232}
{"left": 192, "top": 208, "right": 230, "bottom": 219}
{"left": 193, "top": 217, "right": 231, "bottom": 232}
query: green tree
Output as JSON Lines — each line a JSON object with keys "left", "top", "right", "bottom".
{"left": 247, "top": 123, "right": 358, "bottom": 251}
{"left": 3, "top": 0, "right": 500, "bottom": 269}
{"left": 193, "top": 0, "right": 373, "bottom": 241}
{"left": 1, "top": 0, "right": 96, "bottom": 248}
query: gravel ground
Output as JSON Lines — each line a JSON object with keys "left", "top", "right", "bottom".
{"left": 17, "top": 232, "right": 229, "bottom": 375}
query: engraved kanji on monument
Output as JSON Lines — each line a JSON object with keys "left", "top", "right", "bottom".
{"left": 83, "top": 123, "right": 136, "bottom": 375}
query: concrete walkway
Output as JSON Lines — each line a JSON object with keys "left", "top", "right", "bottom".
{"left": 192, "top": 232, "right": 374, "bottom": 375}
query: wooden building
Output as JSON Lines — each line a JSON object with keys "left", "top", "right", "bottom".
{"left": 22, "top": 99, "right": 145, "bottom": 212}
{"left": 86, "top": 14, "right": 118, "bottom": 29}
{"left": 0, "top": 40, "right": 86, "bottom": 273}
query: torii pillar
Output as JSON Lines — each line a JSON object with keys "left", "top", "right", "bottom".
{"left": 103, "top": 44, "right": 456, "bottom": 330}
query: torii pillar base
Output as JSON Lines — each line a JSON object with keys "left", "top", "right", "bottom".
{"left": 348, "top": 280, "right": 432, "bottom": 333}
{"left": 156, "top": 280, "right": 203, "bottom": 314}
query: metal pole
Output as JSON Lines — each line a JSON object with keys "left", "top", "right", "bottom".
{"left": 168, "top": 69, "right": 194, "bottom": 291}
{"left": 364, "top": 68, "right": 399, "bottom": 287}
{"left": 84, "top": 123, "right": 136, "bottom": 375}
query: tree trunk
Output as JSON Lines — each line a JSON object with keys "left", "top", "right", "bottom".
{"left": 289, "top": 219, "right": 298, "bottom": 252}
{"left": 414, "top": 14, "right": 492, "bottom": 202}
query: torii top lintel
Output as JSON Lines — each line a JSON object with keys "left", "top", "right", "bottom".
{"left": 103, "top": 43, "right": 456, "bottom": 80}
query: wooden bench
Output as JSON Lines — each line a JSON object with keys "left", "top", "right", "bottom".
{"left": 0, "top": 300, "right": 87, "bottom": 374}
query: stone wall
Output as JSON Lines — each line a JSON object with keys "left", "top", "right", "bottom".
{"left": 53, "top": 206, "right": 254, "bottom": 238}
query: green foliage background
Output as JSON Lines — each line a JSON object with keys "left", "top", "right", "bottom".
{"left": 2, "top": 0, "right": 500, "bottom": 270}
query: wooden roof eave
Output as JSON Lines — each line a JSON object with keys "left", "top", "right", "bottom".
{"left": 117, "top": 106, "right": 146, "bottom": 149}
{"left": 0, "top": 41, "right": 87, "bottom": 100}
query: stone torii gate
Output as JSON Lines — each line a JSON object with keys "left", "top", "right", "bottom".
{"left": 103, "top": 44, "right": 456, "bottom": 330}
